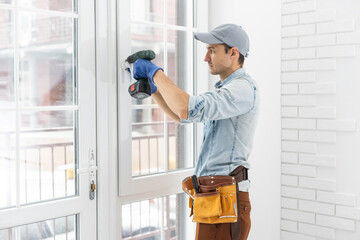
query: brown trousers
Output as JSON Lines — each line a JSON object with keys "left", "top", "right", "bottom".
{"left": 195, "top": 191, "right": 251, "bottom": 240}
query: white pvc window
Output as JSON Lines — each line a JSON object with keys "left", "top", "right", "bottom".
{"left": 0, "top": 214, "right": 77, "bottom": 240}
{"left": 118, "top": 0, "right": 208, "bottom": 239}
{"left": 0, "top": 0, "right": 97, "bottom": 239}
{"left": 121, "top": 193, "right": 194, "bottom": 240}
{"left": 129, "top": 0, "right": 195, "bottom": 177}
{"left": 118, "top": 0, "right": 204, "bottom": 201}
{"left": 0, "top": 0, "right": 78, "bottom": 211}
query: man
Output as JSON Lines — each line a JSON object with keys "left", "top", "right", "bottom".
{"left": 133, "top": 23, "right": 260, "bottom": 240}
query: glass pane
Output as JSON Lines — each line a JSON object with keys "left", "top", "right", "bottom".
{"left": 2, "top": 214, "right": 77, "bottom": 240}
{"left": 19, "top": 12, "right": 75, "bottom": 107}
{"left": 0, "top": 9, "right": 14, "bottom": 106}
{"left": 122, "top": 198, "right": 161, "bottom": 239}
{"left": 166, "top": 29, "right": 194, "bottom": 171}
{"left": 121, "top": 193, "right": 194, "bottom": 240}
{"left": 20, "top": 110, "right": 76, "bottom": 204}
{"left": 164, "top": 195, "right": 177, "bottom": 239}
{"left": 18, "top": 0, "right": 76, "bottom": 13}
{"left": 131, "top": 0, "right": 164, "bottom": 23}
{"left": 132, "top": 108, "right": 164, "bottom": 176}
{"left": 167, "top": 29, "right": 191, "bottom": 88}
{"left": 168, "top": 121, "right": 193, "bottom": 171}
{"left": 0, "top": 111, "right": 16, "bottom": 209}
{"left": 167, "top": 0, "right": 191, "bottom": 27}
{"left": 0, "top": 229, "right": 8, "bottom": 239}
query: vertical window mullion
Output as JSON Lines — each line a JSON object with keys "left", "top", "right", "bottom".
{"left": 162, "top": 2, "right": 168, "bottom": 240}
{"left": 14, "top": 0, "right": 20, "bottom": 209}
{"left": 160, "top": 196, "right": 165, "bottom": 240}
{"left": 163, "top": 0, "right": 169, "bottom": 173}
{"left": 189, "top": 21, "right": 196, "bottom": 169}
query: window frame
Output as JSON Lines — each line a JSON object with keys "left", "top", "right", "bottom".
{"left": 0, "top": 0, "right": 98, "bottom": 239}
{"left": 117, "top": 0, "right": 209, "bottom": 203}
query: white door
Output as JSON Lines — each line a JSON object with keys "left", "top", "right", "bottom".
{"left": 0, "top": 0, "right": 97, "bottom": 239}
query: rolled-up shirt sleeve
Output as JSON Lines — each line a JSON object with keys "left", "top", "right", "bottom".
{"left": 180, "top": 79, "right": 255, "bottom": 124}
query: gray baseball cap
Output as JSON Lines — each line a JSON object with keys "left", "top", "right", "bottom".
{"left": 194, "top": 24, "right": 250, "bottom": 57}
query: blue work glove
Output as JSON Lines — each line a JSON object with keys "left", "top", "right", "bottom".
{"left": 133, "top": 59, "right": 163, "bottom": 94}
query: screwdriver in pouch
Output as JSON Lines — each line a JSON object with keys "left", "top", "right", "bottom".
{"left": 192, "top": 175, "right": 200, "bottom": 193}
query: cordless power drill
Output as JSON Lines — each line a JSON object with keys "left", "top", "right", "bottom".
{"left": 124, "top": 50, "right": 156, "bottom": 100}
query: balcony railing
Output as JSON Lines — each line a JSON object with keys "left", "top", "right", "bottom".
{"left": 1, "top": 122, "right": 179, "bottom": 240}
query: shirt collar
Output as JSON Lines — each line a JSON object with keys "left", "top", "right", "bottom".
{"left": 214, "top": 68, "right": 246, "bottom": 88}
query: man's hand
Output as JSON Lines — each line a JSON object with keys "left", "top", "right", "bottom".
{"left": 133, "top": 59, "right": 163, "bottom": 94}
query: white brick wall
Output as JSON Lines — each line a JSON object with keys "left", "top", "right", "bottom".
{"left": 281, "top": 231, "right": 316, "bottom": 240}
{"left": 299, "top": 153, "right": 336, "bottom": 167}
{"left": 299, "top": 106, "right": 336, "bottom": 119}
{"left": 282, "top": 118, "right": 316, "bottom": 129}
{"left": 299, "top": 177, "right": 336, "bottom": 191}
{"left": 282, "top": 84, "right": 298, "bottom": 94}
{"left": 317, "top": 191, "right": 357, "bottom": 207}
{"left": 281, "top": 1, "right": 360, "bottom": 239}
{"left": 282, "top": 107, "right": 298, "bottom": 117}
{"left": 317, "top": 119, "right": 357, "bottom": 131}
{"left": 337, "top": 31, "right": 360, "bottom": 44}
{"left": 282, "top": 37, "right": 298, "bottom": 48}
{"left": 282, "top": 72, "right": 316, "bottom": 83}
{"left": 282, "top": 209, "right": 315, "bottom": 223}
{"left": 282, "top": 197, "right": 298, "bottom": 210}
{"left": 281, "top": 219, "right": 298, "bottom": 232}
{"left": 282, "top": 14, "right": 299, "bottom": 26}
{"left": 282, "top": 0, "right": 316, "bottom": 15}
{"left": 282, "top": 25, "right": 316, "bottom": 37}
{"left": 282, "top": 0, "right": 299, "bottom": 3}
{"left": 299, "top": 82, "right": 336, "bottom": 95}
{"left": 282, "top": 141, "right": 316, "bottom": 153}
{"left": 336, "top": 206, "right": 360, "bottom": 220}
{"left": 282, "top": 175, "right": 298, "bottom": 186}
{"left": 282, "top": 61, "right": 298, "bottom": 71}
{"left": 281, "top": 95, "right": 317, "bottom": 106}
{"left": 282, "top": 152, "right": 298, "bottom": 163}
{"left": 317, "top": 19, "right": 355, "bottom": 34}
{"left": 317, "top": 45, "right": 356, "bottom": 58}
{"left": 299, "top": 200, "right": 334, "bottom": 215}
{"left": 282, "top": 186, "right": 315, "bottom": 200}
{"left": 282, "top": 48, "right": 315, "bottom": 60}
{"left": 298, "top": 130, "right": 336, "bottom": 143}
{"left": 299, "top": 34, "right": 336, "bottom": 47}
{"left": 282, "top": 129, "right": 298, "bottom": 140}
{"left": 299, "top": 223, "right": 335, "bottom": 239}
{"left": 298, "top": 58, "right": 336, "bottom": 71}
{"left": 282, "top": 164, "right": 316, "bottom": 177}
{"left": 299, "top": 9, "right": 336, "bottom": 24}
{"left": 316, "top": 215, "right": 355, "bottom": 231}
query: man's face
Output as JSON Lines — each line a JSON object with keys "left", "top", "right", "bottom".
{"left": 204, "top": 44, "right": 232, "bottom": 76}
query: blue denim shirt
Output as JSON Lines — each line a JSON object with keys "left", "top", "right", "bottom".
{"left": 180, "top": 68, "right": 260, "bottom": 177}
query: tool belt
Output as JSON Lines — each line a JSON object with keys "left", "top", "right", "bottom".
{"left": 182, "top": 166, "right": 248, "bottom": 224}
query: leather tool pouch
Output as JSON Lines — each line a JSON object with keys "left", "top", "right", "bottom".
{"left": 182, "top": 176, "right": 238, "bottom": 224}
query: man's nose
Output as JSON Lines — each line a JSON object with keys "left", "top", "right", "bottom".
{"left": 204, "top": 52, "right": 210, "bottom": 62}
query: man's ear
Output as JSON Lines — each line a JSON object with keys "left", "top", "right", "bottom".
{"left": 231, "top": 47, "right": 239, "bottom": 57}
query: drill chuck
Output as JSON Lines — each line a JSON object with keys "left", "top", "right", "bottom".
{"left": 126, "top": 50, "right": 156, "bottom": 64}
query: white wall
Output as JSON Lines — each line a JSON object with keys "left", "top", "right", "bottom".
{"left": 281, "top": 0, "right": 360, "bottom": 239}
{"left": 208, "top": 1, "right": 281, "bottom": 240}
